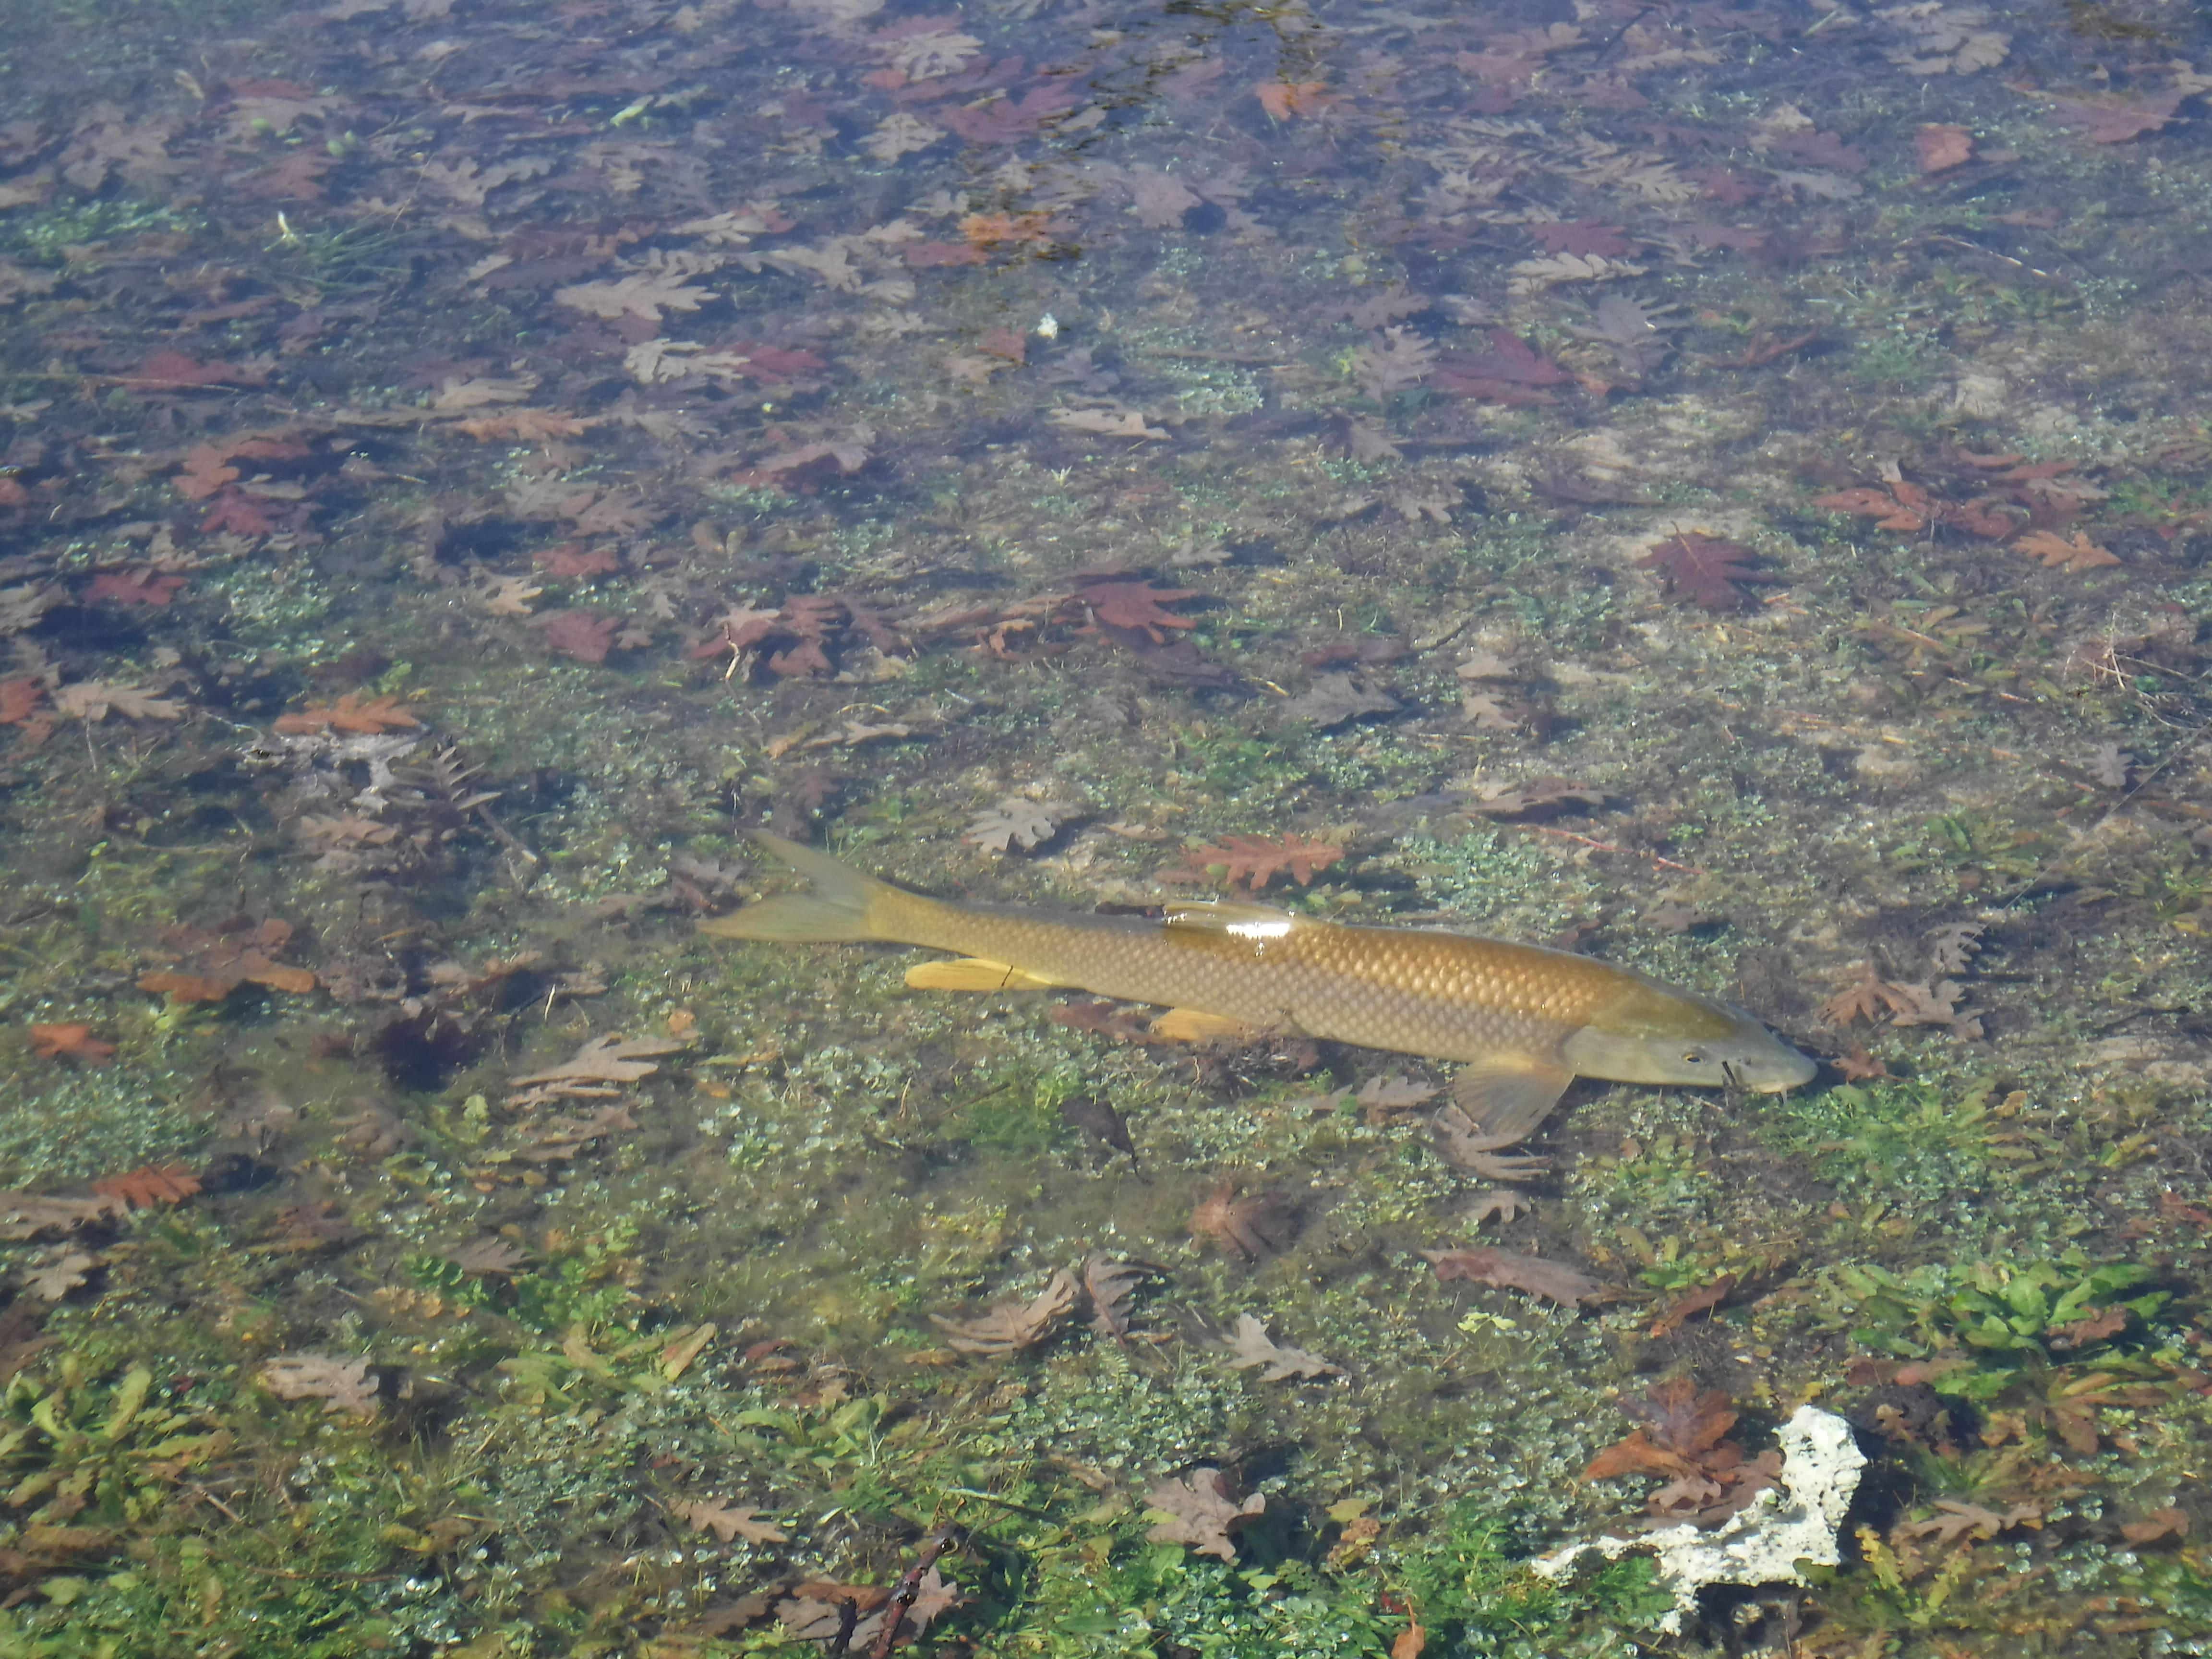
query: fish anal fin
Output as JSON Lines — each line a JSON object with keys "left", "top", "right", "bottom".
{"left": 1448, "top": 1060, "right": 1574, "bottom": 1146}
{"left": 905, "top": 958, "right": 1059, "bottom": 992}
{"left": 1150, "top": 1007, "right": 1263, "bottom": 1045}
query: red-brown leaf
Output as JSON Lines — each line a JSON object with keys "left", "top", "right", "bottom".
{"left": 1637, "top": 532, "right": 1779, "bottom": 612}
{"left": 1422, "top": 1246, "right": 1601, "bottom": 1306}
{"left": 1157, "top": 832, "right": 1346, "bottom": 892}
{"left": 1075, "top": 580, "right": 1200, "bottom": 642}
{"left": 83, "top": 570, "right": 188, "bottom": 608}
{"left": 91, "top": 1164, "right": 202, "bottom": 1209}
{"left": 273, "top": 694, "right": 421, "bottom": 735}
{"left": 0, "top": 679, "right": 43, "bottom": 725}
{"left": 28, "top": 1024, "right": 116, "bottom": 1064}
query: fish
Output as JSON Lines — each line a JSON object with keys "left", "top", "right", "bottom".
{"left": 701, "top": 833, "right": 1817, "bottom": 1137}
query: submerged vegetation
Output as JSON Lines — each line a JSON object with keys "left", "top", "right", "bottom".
{"left": 1, "top": 0, "right": 2212, "bottom": 1652}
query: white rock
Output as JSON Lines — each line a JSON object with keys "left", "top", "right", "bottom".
{"left": 1532, "top": 1405, "right": 1866, "bottom": 1635}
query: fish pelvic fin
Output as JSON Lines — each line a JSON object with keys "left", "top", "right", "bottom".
{"left": 1448, "top": 1058, "right": 1575, "bottom": 1146}
{"left": 698, "top": 831, "right": 916, "bottom": 943}
{"left": 906, "top": 958, "right": 1059, "bottom": 991}
{"left": 1150, "top": 1007, "right": 1264, "bottom": 1045}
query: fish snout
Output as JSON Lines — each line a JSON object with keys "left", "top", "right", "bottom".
{"left": 1737, "top": 1043, "right": 1818, "bottom": 1093}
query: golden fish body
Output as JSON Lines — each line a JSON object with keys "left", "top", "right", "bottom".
{"left": 703, "top": 835, "right": 1815, "bottom": 1128}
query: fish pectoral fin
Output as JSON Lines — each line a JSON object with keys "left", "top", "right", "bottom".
{"left": 905, "top": 958, "right": 1059, "bottom": 991}
{"left": 1150, "top": 1007, "right": 1263, "bottom": 1044}
{"left": 1162, "top": 902, "right": 1302, "bottom": 938}
{"left": 1447, "top": 1060, "right": 1575, "bottom": 1146}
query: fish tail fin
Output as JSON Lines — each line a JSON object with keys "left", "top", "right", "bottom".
{"left": 699, "top": 832, "right": 926, "bottom": 943}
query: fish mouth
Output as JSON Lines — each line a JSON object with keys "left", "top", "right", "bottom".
{"left": 1723, "top": 1053, "right": 1818, "bottom": 1093}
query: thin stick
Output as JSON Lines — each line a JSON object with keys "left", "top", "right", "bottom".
{"left": 869, "top": 1522, "right": 964, "bottom": 1659}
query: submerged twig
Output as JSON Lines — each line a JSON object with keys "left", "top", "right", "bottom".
{"left": 870, "top": 1522, "right": 964, "bottom": 1659}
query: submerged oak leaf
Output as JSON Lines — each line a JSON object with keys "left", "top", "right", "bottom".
{"left": 554, "top": 272, "right": 710, "bottom": 323}
{"left": 510, "top": 1033, "right": 687, "bottom": 1088}
{"left": 1188, "top": 1183, "right": 1298, "bottom": 1260}
{"left": 1283, "top": 673, "right": 1400, "bottom": 729}
{"left": 140, "top": 918, "right": 315, "bottom": 1002}
{"left": 1637, "top": 532, "right": 1779, "bottom": 613}
{"left": 1075, "top": 580, "right": 1200, "bottom": 641}
{"left": 90, "top": 1165, "right": 201, "bottom": 1209}
{"left": 676, "top": 1498, "right": 789, "bottom": 1546}
{"left": 2046, "top": 91, "right": 2183, "bottom": 145}
{"left": 1082, "top": 1253, "right": 1154, "bottom": 1336}
{"left": 24, "top": 1250, "right": 98, "bottom": 1302}
{"left": 1157, "top": 832, "right": 1346, "bottom": 891}
{"left": 1353, "top": 327, "right": 1437, "bottom": 401}
{"left": 2013, "top": 530, "right": 2119, "bottom": 573}
{"left": 1127, "top": 168, "right": 1202, "bottom": 228}
{"left": 1222, "top": 1314, "right": 1343, "bottom": 1381}
{"left": 1146, "top": 1469, "right": 1264, "bottom": 1560}
{"left": 0, "top": 1192, "right": 123, "bottom": 1240}
{"left": 1048, "top": 408, "right": 1169, "bottom": 440}
{"left": 263, "top": 1352, "right": 379, "bottom": 1416}
{"left": 1422, "top": 1245, "right": 1601, "bottom": 1307}
{"left": 536, "top": 609, "right": 624, "bottom": 663}
{"left": 53, "top": 682, "right": 185, "bottom": 722}
{"left": 965, "top": 797, "right": 1069, "bottom": 853}
{"left": 272, "top": 693, "right": 420, "bottom": 735}
{"left": 929, "top": 1267, "right": 1082, "bottom": 1354}
{"left": 28, "top": 1024, "right": 116, "bottom": 1064}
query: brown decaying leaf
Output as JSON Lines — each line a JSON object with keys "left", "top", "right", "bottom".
{"left": 675, "top": 1498, "right": 788, "bottom": 1545}
{"left": 262, "top": 1352, "right": 379, "bottom": 1416}
{"left": 28, "top": 1024, "right": 116, "bottom": 1064}
{"left": 1422, "top": 1246, "right": 1599, "bottom": 1307}
{"left": 777, "top": 1568, "right": 962, "bottom": 1647}
{"left": 53, "top": 682, "right": 185, "bottom": 722}
{"left": 1577, "top": 1377, "right": 1786, "bottom": 1523}
{"left": 273, "top": 693, "right": 421, "bottom": 735}
{"left": 1061, "top": 1096, "right": 1140, "bottom": 1161}
{"left": 929, "top": 1266, "right": 1081, "bottom": 1354}
{"left": 1897, "top": 1498, "right": 2043, "bottom": 1548}
{"left": 1082, "top": 1252, "right": 1154, "bottom": 1336}
{"left": 2047, "top": 91, "right": 2184, "bottom": 145}
{"left": 1157, "top": 833, "right": 1345, "bottom": 891}
{"left": 1820, "top": 965, "right": 1982, "bottom": 1039}
{"left": 0, "top": 1192, "right": 122, "bottom": 1241}
{"left": 89, "top": 1165, "right": 201, "bottom": 1209}
{"left": 965, "top": 798, "right": 1067, "bottom": 853}
{"left": 1145, "top": 1468, "right": 1265, "bottom": 1560}
{"left": 1075, "top": 579, "right": 1200, "bottom": 641}
{"left": 1648, "top": 1274, "right": 1739, "bottom": 1338}
{"left": 1188, "top": 1183, "right": 1298, "bottom": 1261}
{"left": 1356, "top": 1074, "right": 1440, "bottom": 1122}
{"left": 2013, "top": 529, "right": 2119, "bottom": 573}
{"left": 509, "top": 1033, "right": 687, "bottom": 1088}
{"left": 23, "top": 1250, "right": 98, "bottom": 1302}
{"left": 1914, "top": 123, "right": 1973, "bottom": 172}
{"left": 1637, "top": 532, "right": 1779, "bottom": 613}
{"left": 536, "top": 609, "right": 625, "bottom": 664}
{"left": 1222, "top": 1313, "right": 1343, "bottom": 1381}
{"left": 2118, "top": 1506, "right": 2190, "bottom": 1545}
{"left": 1430, "top": 1105, "right": 1547, "bottom": 1182}
{"left": 448, "top": 1236, "right": 526, "bottom": 1274}
{"left": 140, "top": 918, "right": 316, "bottom": 1002}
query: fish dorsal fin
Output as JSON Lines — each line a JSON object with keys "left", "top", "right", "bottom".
{"left": 906, "top": 958, "right": 1059, "bottom": 991}
{"left": 1163, "top": 902, "right": 1303, "bottom": 940}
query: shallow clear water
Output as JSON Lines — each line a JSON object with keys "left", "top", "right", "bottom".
{"left": 1, "top": 0, "right": 2211, "bottom": 1652}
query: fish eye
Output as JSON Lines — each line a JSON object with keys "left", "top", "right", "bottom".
{"left": 1682, "top": 1051, "right": 1706, "bottom": 1064}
